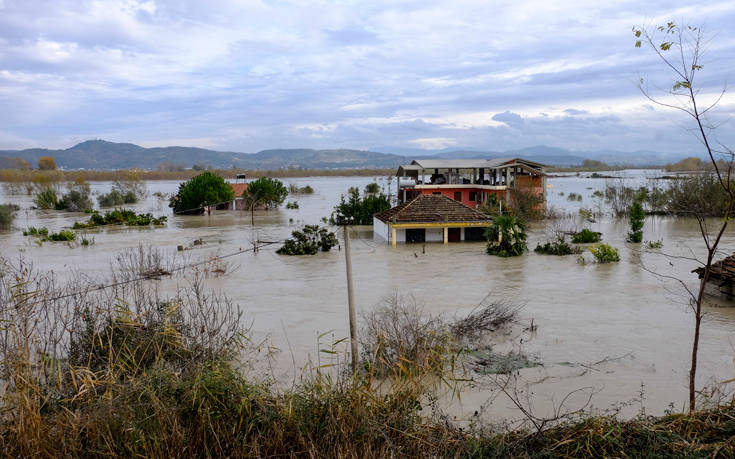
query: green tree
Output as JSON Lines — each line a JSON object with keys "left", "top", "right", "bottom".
{"left": 169, "top": 172, "right": 234, "bottom": 215}
{"left": 484, "top": 216, "right": 527, "bottom": 257}
{"left": 627, "top": 198, "right": 644, "bottom": 243}
{"left": 276, "top": 225, "right": 339, "bottom": 255}
{"left": 330, "top": 187, "right": 390, "bottom": 225}
{"left": 242, "top": 177, "right": 288, "bottom": 225}
{"left": 37, "top": 156, "right": 57, "bottom": 170}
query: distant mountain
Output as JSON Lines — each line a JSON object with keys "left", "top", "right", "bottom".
{"left": 0, "top": 139, "right": 693, "bottom": 170}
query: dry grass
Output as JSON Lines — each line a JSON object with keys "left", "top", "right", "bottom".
{"left": 0, "top": 168, "right": 394, "bottom": 185}
{"left": 1, "top": 258, "right": 734, "bottom": 457}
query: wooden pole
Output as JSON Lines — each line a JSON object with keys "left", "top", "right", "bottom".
{"left": 343, "top": 225, "right": 359, "bottom": 372}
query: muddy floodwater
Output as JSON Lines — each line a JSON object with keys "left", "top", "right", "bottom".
{"left": 2, "top": 170, "right": 735, "bottom": 424}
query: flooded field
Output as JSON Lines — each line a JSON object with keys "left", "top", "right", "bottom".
{"left": 1, "top": 170, "right": 734, "bottom": 424}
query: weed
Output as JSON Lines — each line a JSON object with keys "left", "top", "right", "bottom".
{"left": 572, "top": 228, "right": 602, "bottom": 243}
{"left": 534, "top": 236, "right": 582, "bottom": 255}
{"left": 646, "top": 239, "right": 663, "bottom": 249}
{"left": 589, "top": 243, "right": 620, "bottom": 263}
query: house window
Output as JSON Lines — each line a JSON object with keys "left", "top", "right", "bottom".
{"left": 469, "top": 191, "right": 478, "bottom": 201}
{"left": 453, "top": 191, "right": 462, "bottom": 201}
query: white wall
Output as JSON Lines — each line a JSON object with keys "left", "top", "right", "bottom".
{"left": 373, "top": 217, "right": 390, "bottom": 241}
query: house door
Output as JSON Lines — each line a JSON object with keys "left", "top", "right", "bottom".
{"left": 448, "top": 228, "right": 461, "bottom": 242}
{"left": 405, "top": 228, "right": 426, "bottom": 243}
{"left": 464, "top": 227, "right": 487, "bottom": 241}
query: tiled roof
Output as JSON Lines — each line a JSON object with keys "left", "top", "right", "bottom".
{"left": 375, "top": 194, "right": 493, "bottom": 224}
{"left": 693, "top": 253, "right": 735, "bottom": 285}
{"left": 229, "top": 182, "right": 248, "bottom": 197}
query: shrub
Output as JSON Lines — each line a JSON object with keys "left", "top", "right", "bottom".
{"left": 98, "top": 189, "right": 137, "bottom": 207}
{"left": 534, "top": 236, "right": 582, "bottom": 255}
{"left": 485, "top": 216, "right": 527, "bottom": 257}
{"left": 627, "top": 198, "right": 645, "bottom": 243}
{"left": 73, "top": 209, "right": 167, "bottom": 228}
{"left": 364, "top": 182, "right": 381, "bottom": 194}
{"left": 33, "top": 187, "right": 58, "bottom": 209}
{"left": 288, "top": 183, "right": 314, "bottom": 194}
{"left": 48, "top": 229, "right": 76, "bottom": 241}
{"left": 56, "top": 189, "right": 93, "bottom": 212}
{"left": 285, "top": 201, "right": 299, "bottom": 209}
{"left": 646, "top": 239, "right": 663, "bottom": 249}
{"left": 330, "top": 187, "right": 390, "bottom": 225}
{"left": 508, "top": 185, "right": 544, "bottom": 220}
{"left": 0, "top": 204, "right": 17, "bottom": 229}
{"left": 169, "top": 171, "right": 234, "bottom": 215}
{"left": 567, "top": 192, "right": 582, "bottom": 201}
{"left": 572, "top": 228, "right": 602, "bottom": 243}
{"left": 589, "top": 243, "right": 620, "bottom": 263}
{"left": 277, "top": 225, "right": 339, "bottom": 255}
{"left": 23, "top": 226, "right": 48, "bottom": 237}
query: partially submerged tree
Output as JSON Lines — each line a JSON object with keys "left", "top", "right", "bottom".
{"left": 242, "top": 177, "right": 289, "bottom": 225}
{"left": 37, "top": 156, "right": 57, "bottom": 170}
{"left": 484, "top": 216, "right": 527, "bottom": 257}
{"left": 169, "top": 171, "right": 234, "bottom": 215}
{"left": 627, "top": 197, "right": 644, "bottom": 243}
{"left": 330, "top": 187, "right": 390, "bottom": 225}
{"left": 634, "top": 21, "right": 735, "bottom": 411}
{"left": 276, "top": 225, "right": 338, "bottom": 255}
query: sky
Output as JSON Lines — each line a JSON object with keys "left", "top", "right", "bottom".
{"left": 1, "top": 0, "right": 735, "bottom": 155}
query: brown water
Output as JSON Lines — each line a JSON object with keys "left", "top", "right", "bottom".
{"left": 2, "top": 173, "right": 734, "bottom": 424}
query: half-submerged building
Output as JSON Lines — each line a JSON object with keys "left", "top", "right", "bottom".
{"left": 373, "top": 194, "right": 493, "bottom": 245}
{"left": 394, "top": 158, "right": 547, "bottom": 208}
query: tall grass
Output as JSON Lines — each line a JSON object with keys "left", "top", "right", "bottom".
{"left": 1, "top": 257, "right": 734, "bottom": 457}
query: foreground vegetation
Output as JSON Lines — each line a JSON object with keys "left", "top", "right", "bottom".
{"left": 0, "top": 256, "right": 733, "bottom": 457}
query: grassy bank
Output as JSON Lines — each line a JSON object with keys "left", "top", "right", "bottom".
{"left": 0, "top": 167, "right": 395, "bottom": 183}
{"left": 1, "top": 257, "right": 733, "bottom": 457}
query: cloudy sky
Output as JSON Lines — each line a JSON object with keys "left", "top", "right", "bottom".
{"left": 1, "top": 0, "right": 735, "bottom": 155}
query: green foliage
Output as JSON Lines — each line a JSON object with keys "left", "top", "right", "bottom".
{"left": 276, "top": 225, "right": 339, "bottom": 255}
{"left": 285, "top": 201, "right": 299, "bottom": 209}
{"left": 508, "top": 186, "right": 543, "bottom": 220}
{"left": 73, "top": 209, "right": 167, "bottom": 229}
{"left": 0, "top": 204, "right": 17, "bottom": 229}
{"left": 364, "top": 182, "right": 381, "bottom": 194}
{"left": 23, "top": 226, "right": 48, "bottom": 237}
{"left": 48, "top": 230, "right": 76, "bottom": 241}
{"left": 288, "top": 183, "right": 314, "bottom": 194}
{"left": 330, "top": 187, "right": 390, "bottom": 225}
{"left": 33, "top": 187, "right": 58, "bottom": 209}
{"left": 484, "top": 216, "right": 527, "bottom": 257}
{"left": 572, "top": 228, "right": 602, "bottom": 243}
{"left": 243, "top": 177, "right": 289, "bottom": 210}
{"left": 567, "top": 192, "right": 582, "bottom": 201}
{"left": 646, "top": 239, "right": 663, "bottom": 249}
{"left": 169, "top": 171, "right": 234, "bottom": 215}
{"left": 534, "top": 236, "right": 582, "bottom": 256}
{"left": 589, "top": 243, "right": 620, "bottom": 263}
{"left": 98, "top": 189, "right": 138, "bottom": 207}
{"left": 56, "top": 189, "right": 93, "bottom": 212}
{"left": 627, "top": 199, "right": 645, "bottom": 243}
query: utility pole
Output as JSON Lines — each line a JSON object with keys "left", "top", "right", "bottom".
{"left": 343, "top": 225, "right": 358, "bottom": 372}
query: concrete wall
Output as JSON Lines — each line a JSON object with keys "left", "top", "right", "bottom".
{"left": 373, "top": 217, "right": 390, "bottom": 241}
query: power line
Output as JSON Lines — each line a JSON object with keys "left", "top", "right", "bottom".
{"left": 42, "top": 240, "right": 283, "bottom": 302}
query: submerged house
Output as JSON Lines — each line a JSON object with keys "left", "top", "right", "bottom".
{"left": 693, "top": 254, "right": 735, "bottom": 301}
{"left": 374, "top": 194, "right": 493, "bottom": 245}
{"left": 394, "top": 158, "right": 547, "bottom": 208}
{"left": 220, "top": 174, "right": 248, "bottom": 210}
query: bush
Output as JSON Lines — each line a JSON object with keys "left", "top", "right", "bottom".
{"left": 73, "top": 209, "right": 167, "bottom": 228}
{"left": 534, "top": 236, "right": 582, "bottom": 255}
{"left": 646, "top": 239, "right": 663, "bottom": 249}
{"left": 285, "top": 201, "right": 299, "bottom": 209}
{"left": 330, "top": 187, "right": 391, "bottom": 225}
{"left": 572, "top": 228, "right": 602, "bottom": 243}
{"left": 23, "top": 226, "right": 49, "bottom": 237}
{"left": 169, "top": 171, "right": 234, "bottom": 215}
{"left": 277, "top": 225, "right": 338, "bottom": 255}
{"left": 288, "top": 183, "right": 314, "bottom": 194}
{"left": 0, "top": 204, "right": 17, "bottom": 229}
{"left": 364, "top": 182, "right": 381, "bottom": 194}
{"left": 589, "top": 243, "right": 620, "bottom": 263}
{"left": 33, "top": 187, "right": 58, "bottom": 209}
{"left": 485, "top": 216, "right": 527, "bottom": 257}
{"left": 98, "top": 189, "right": 137, "bottom": 207}
{"left": 508, "top": 186, "right": 544, "bottom": 220}
{"left": 56, "top": 189, "right": 93, "bottom": 212}
{"left": 22, "top": 226, "right": 74, "bottom": 242}
{"left": 627, "top": 199, "right": 645, "bottom": 243}
{"left": 567, "top": 192, "right": 583, "bottom": 201}
{"left": 48, "top": 229, "right": 76, "bottom": 241}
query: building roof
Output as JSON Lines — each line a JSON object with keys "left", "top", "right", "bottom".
{"left": 693, "top": 253, "right": 735, "bottom": 285}
{"left": 396, "top": 158, "right": 546, "bottom": 176}
{"left": 374, "top": 194, "right": 493, "bottom": 224}
{"left": 229, "top": 182, "right": 248, "bottom": 197}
